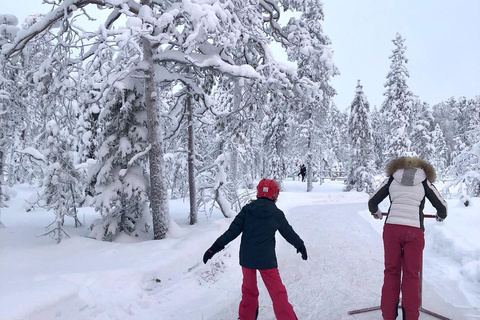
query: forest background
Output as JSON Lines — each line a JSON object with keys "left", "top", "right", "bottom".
{"left": 0, "top": 0, "right": 479, "bottom": 243}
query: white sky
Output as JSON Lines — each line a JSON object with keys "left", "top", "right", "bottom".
{"left": 4, "top": 0, "right": 480, "bottom": 111}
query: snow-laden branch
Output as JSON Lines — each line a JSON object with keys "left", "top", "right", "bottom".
{"left": 119, "top": 145, "right": 152, "bottom": 177}
{"left": 152, "top": 50, "right": 261, "bottom": 79}
{"left": 16, "top": 147, "right": 46, "bottom": 164}
{"left": 259, "top": 0, "right": 289, "bottom": 41}
{"left": 2, "top": 0, "right": 140, "bottom": 58}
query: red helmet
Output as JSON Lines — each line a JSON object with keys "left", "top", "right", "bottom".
{"left": 256, "top": 179, "right": 279, "bottom": 201}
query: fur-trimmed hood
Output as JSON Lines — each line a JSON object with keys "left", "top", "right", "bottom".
{"left": 386, "top": 157, "right": 436, "bottom": 183}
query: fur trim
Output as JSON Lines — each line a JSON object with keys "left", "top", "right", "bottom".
{"left": 386, "top": 157, "right": 436, "bottom": 182}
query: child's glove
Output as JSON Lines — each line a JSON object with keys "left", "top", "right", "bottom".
{"left": 203, "top": 243, "right": 223, "bottom": 264}
{"left": 372, "top": 209, "right": 383, "bottom": 220}
{"left": 297, "top": 244, "right": 308, "bottom": 260}
{"left": 435, "top": 215, "right": 444, "bottom": 222}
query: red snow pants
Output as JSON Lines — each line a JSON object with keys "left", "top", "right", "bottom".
{"left": 238, "top": 267, "right": 297, "bottom": 320}
{"left": 381, "top": 224, "right": 425, "bottom": 320}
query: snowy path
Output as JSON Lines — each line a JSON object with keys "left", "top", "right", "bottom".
{"left": 206, "top": 201, "right": 463, "bottom": 320}
{"left": 1, "top": 181, "right": 478, "bottom": 320}
{"left": 205, "top": 202, "right": 386, "bottom": 320}
{"left": 279, "top": 203, "right": 385, "bottom": 320}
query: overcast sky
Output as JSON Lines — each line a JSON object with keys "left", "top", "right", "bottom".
{"left": 322, "top": 0, "right": 480, "bottom": 110}
{"left": 4, "top": 1, "right": 480, "bottom": 111}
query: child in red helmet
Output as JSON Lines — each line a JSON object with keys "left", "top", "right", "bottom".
{"left": 203, "top": 178, "right": 307, "bottom": 320}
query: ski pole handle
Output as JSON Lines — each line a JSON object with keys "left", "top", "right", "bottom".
{"left": 379, "top": 212, "right": 436, "bottom": 219}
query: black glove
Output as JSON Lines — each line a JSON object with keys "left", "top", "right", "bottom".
{"left": 297, "top": 244, "right": 308, "bottom": 261}
{"left": 203, "top": 242, "right": 223, "bottom": 264}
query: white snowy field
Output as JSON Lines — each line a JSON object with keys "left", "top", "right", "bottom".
{"left": 0, "top": 179, "right": 479, "bottom": 320}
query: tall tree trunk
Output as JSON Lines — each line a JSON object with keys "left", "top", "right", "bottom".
{"left": 230, "top": 80, "right": 240, "bottom": 183}
{"left": 187, "top": 94, "right": 197, "bottom": 225}
{"left": 141, "top": 27, "right": 169, "bottom": 239}
{"left": 306, "top": 134, "right": 313, "bottom": 192}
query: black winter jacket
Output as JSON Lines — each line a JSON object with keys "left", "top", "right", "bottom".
{"left": 213, "top": 197, "right": 304, "bottom": 269}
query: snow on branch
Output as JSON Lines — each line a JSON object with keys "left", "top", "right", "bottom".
{"left": 153, "top": 51, "right": 260, "bottom": 79}
{"left": 16, "top": 147, "right": 46, "bottom": 164}
{"left": 2, "top": 0, "right": 137, "bottom": 58}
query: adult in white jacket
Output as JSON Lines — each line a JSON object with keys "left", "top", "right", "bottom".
{"left": 368, "top": 156, "right": 447, "bottom": 320}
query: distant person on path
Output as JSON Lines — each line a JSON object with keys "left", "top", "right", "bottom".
{"left": 368, "top": 156, "right": 447, "bottom": 320}
{"left": 298, "top": 164, "right": 306, "bottom": 182}
{"left": 203, "top": 178, "right": 307, "bottom": 320}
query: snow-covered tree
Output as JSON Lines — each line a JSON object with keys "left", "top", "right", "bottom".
{"left": 370, "top": 106, "right": 385, "bottom": 169}
{"left": 88, "top": 87, "right": 150, "bottom": 241}
{"left": 446, "top": 96, "right": 480, "bottom": 197}
{"left": 2, "top": 0, "right": 272, "bottom": 238}
{"left": 3, "top": 0, "right": 342, "bottom": 236}
{"left": 322, "top": 102, "right": 348, "bottom": 182}
{"left": 410, "top": 99, "right": 435, "bottom": 161}
{"left": 0, "top": 14, "right": 23, "bottom": 223}
{"left": 432, "top": 97, "right": 464, "bottom": 166}
{"left": 285, "top": 2, "right": 338, "bottom": 191}
{"left": 344, "top": 80, "right": 376, "bottom": 193}
{"left": 430, "top": 123, "right": 448, "bottom": 179}
{"left": 39, "top": 121, "right": 83, "bottom": 243}
{"left": 380, "top": 33, "right": 415, "bottom": 164}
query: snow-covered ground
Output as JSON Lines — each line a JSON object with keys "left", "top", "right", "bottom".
{"left": 0, "top": 179, "right": 479, "bottom": 320}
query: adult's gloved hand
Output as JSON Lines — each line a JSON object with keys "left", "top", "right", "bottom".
{"left": 435, "top": 215, "right": 444, "bottom": 222}
{"left": 297, "top": 244, "right": 308, "bottom": 261}
{"left": 372, "top": 209, "right": 383, "bottom": 220}
{"left": 203, "top": 243, "right": 223, "bottom": 264}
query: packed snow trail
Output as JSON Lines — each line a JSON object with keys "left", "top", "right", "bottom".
{"left": 206, "top": 202, "right": 385, "bottom": 320}
{"left": 206, "top": 201, "right": 461, "bottom": 320}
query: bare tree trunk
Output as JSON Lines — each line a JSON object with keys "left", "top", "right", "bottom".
{"left": 141, "top": 28, "right": 169, "bottom": 239}
{"left": 306, "top": 134, "right": 313, "bottom": 192}
{"left": 187, "top": 95, "right": 197, "bottom": 225}
{"left": 69, "top": 183, "right": 81, "bottom": 227}
{"left": 230, "top": 80, "right": 242, "bottom": 209}
{"left": 231, "top": 80, "right": 241, "bottom": 183}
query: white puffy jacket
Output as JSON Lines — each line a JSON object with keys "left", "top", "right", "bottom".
{"left": 368, "top": 157, "right": 447, "bottom": 230}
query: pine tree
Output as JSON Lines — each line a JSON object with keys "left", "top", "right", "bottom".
{"left": 39, "top": 121, "right": 83, "bottom": 243}
{"left": 88, "top": 88, "right": 150, "bottom": 241}
{"left": 284, "top": 1, "right": 338, "bottom": 191}
{"left": 432, "top": 97, "right": 463, "bottom": 166}
{"left": 370, "top": 106, "right": 385, "bottom": 169}
{"left": 381, "top": 33, "right": 415, "bottom": 163}
{"left": 430, "top": 124, "right": 448, "bottom": 179}
{"left": 447, "top": 96, "right": 480, "bottom": 197}
{"left": 344, "top": 80, "right": 376, "bottom": 193}
{"left": 410, "top": 99, "right": 435, "bottom": 161}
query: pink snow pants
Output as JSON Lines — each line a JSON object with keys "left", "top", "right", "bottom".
{"left": 381, "top": 224, "right": 425, "bottom": 320}
{"left": 238, "top": 267, "right": 297, "bottom": 320}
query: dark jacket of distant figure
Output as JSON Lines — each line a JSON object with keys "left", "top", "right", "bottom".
{"left": 368, "top": 157, "right": 447, "bottom": 230}
{"left": 212, "top": 197, "right": 304, "bottom": 269}
{"left": 299, "top": 165, "right": 306, "bottom": 176}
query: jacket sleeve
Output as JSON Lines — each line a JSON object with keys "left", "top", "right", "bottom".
{"left": 278, "top": 210, "right": 304, "bottom": 250}
{"left": 368, "top": 177, "right": 392, "bottom": 213}
{"left": 214, "top": 207, "right": 246, "bottom": 248}
{"left": 423, "top": 180, "right": 448, "bottom": 219}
